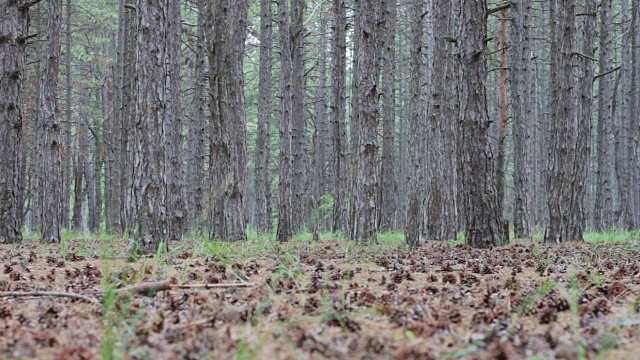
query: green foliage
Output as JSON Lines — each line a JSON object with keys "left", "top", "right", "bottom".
{"left": 584, "top": 229, "right": 640, "bottom": 243}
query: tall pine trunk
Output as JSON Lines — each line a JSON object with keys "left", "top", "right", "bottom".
{"left": 509, "top": 0, "right": 532, "bottom": 238}
{"left": 208, "top": 0, "right": 249, "bottom": 241}
{"left": 457, "top": 0, "right": 505, "bottom": 248}
{"left": 40, "top": 0, "right": 63, "bottom": 243}
{"left": 331, "top": 0, "right": 349, "bottom": 234}
{"left": 255, "top": 0, "right": 274, "bottom": 234}
{"left": 378, "top": 0, "right": 397, "bottom": 232}
{"left": 351, "top": 0, "right": 384, "bottom": 243}
{"left": 0, "top": 1, "right": 31, "bottom": 244}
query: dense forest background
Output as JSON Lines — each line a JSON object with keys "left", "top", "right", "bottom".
{"left": 1, "top": 0, "right": 640, "bottom": 252}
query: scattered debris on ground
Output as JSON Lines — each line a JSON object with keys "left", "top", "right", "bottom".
{"left": 0, "top": 238, "right": 639, "bottom": 359}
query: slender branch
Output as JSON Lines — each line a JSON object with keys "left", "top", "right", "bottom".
{"left": 114, "top": 280, "right": 255, "bottom": 296}
{"left": 487, "top": 2, "right": 511, "bottom": 16}
{"left": 0, "top": 291, "right": 101, "bottom": 305}
{"left": 18, "top": 33, "right": 39, "bottom": 42}
{"left": 177, "top": 283, "right": 255, "bottom": 289}
{"left": 18, "top": 0, "right": 44, "bottom": 11}
{"left": 593, "top": 65, "right": 621, "bottom": 81}
{"left": 572, "top": 52, "right": 597, "bottom": 61}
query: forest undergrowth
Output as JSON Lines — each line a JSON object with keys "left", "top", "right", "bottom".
{"left": 0, "top": 231, "right": 639, "bottom": 359}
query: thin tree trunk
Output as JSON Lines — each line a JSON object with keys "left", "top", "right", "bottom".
{"left": 40, "top": 0, "right": 63, "bottom": 243}
{"left": 331, "top": 0, "right": 349, "bottom": 235}
{"left": 405, "top": 0, "right": 424, "bottom": 248}
{"left": 593, "top": 0, "right": 614, "bottom": 231}
{"left": 378, "top": 0, "right": 397, "bottom": 232}
{"left": 277, "top": 0, "right": 294, "bottom": 242}
{"left": 614, "top": 0, "right": 635, "bottom": 229}
{"left": 61, "top": 0, "right": 72, "bottom": 230}
{"left": 255, "top": 0, "right": 274, "bottom": 234}
{"left": 166, "top": 0, "right": 185, "bottom": 240}
{"left": 290, "top": 0, "right": 308, "bottom": 233}
{"left": 509, "top": 0, "right": 532, "bottom": 238}
{"left": 495, "top": 9, "right": 508, "bottom": 223}
{"left": 312, "top": 14, "right": 329, "bottom": 230}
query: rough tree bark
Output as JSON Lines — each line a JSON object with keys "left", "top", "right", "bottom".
{"left": 255, "top": 0, "right": 274, "bottom": 234}
{"left": 576, "top": 0, "right": 595, "bottom": 235}
{"left": 40, "top": 0, "right": 63, "bottom": 243}
{"left": 277, "top": 0, "right": 294, "bottom": 242}
{"left": 593, "top": 0, "right": 614, "bottom": 231}
{"left": 509, "top": 0, "right": 532, "bottom": 238}
{"left": 614, "top": 0, "right": 635, "bottom": 229}
{"left": 457, "top": 0, "right": 506, "bottom": 248}
{"left": 495, "top": 9, "right": 508, "bottom": 223}
{"left": 166, "top": 0, "right": 185, "bottom": 240}
{"left": 425, "top": 0, "right": 457, "bottom": 241}
{"left": 544, "top": 0, "right": 592, "bottom": 243}
{"left": 405, "top": 0, "right": 424, "bottom": 248}
{"left": 290, "top": 0, "right": 308, "bottom": 232}
{"left": 312, "top": 13, "right": 329, "bottom": 230}
{"left": 134, "top": 0, "right": 170, "bottom": 252}
{"left": 0, "top": 0, "right": 31, "bottom": 244}
{"left": 187, "top": 0, "right": 207, "bottom": 231}
{"left": 378, "top": 0, "right": 397, "bottom": 232}
{"left": 331, "top": 0, "right": 349, "bottom": 234}
{"left": 208, "top": 0, "right": 249, "bottom": 242}
{"left": 351, "top": 0, "right": 384, "bottom": 243}
{"left": 61, "top": 0, "right": 72, "bottom": 230}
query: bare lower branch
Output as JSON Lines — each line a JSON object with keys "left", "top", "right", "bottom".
{"left": 593, "top": 65, "right": 621, "bottom": 81}
{"left": 487, "top": 2, "right": 511, "bottom": 16}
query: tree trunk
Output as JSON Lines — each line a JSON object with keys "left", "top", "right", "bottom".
{"left": 290, "top": 0, "right": 308, "bottom": 233}
{"left": 457, "top": 0, "right": 505, "bottom": 248}
{"left": 378, "top": 0, "right": 397, "bottom": 232}
{"left": 61, "top": 0, "right": 72, "bottom": 230}
{"left": 509, "top": 0, "right": 532, "bottom": 238}
{"left": 255, "top": 0, "right": 274, "bottom": 234}
{"left": 425, "top": 0, "right": 457, "bottom": 241}
{"left": 208, "top": 0, "right": 249, "bottom": 242}
{"left": 331, "top": 0, "right": 349, "bottom": 235}
{"left": 631, "top": 0, "right": 640, "bottom": 228}
{"left": 495, "top": 9, "right": 508, "bottom": 223}
{"left": 71, "top": 114, "right": 86, "bottom": 231}
{"left": 276, "top": 0, "right": 294, "bottom": 242}
{"left": 134, "top": 0, "right": 170, "bottom": 252}
{"left": 186, "top": 0, "right": 208, "bottom": 232}
{"left": 614, "top": 0, "right": 635, "bottom": 230}
{"left": 0, "top": 0, "right": 30, "bottom": 244}
{"left": 312, "top": 13, "right": 329, "bottom": 230}
{"left": 544, "top": 0, "right": 592, "bottom": 243}
{"left": 40, "top": 0, "right": 63, "bottom": 243}
{"left": 405, "top": 0, "right": 424, "bottom": 248}
{"left": 593, "top": 0, "right": 614, "bottom": 231}
{"left": 166, "top": 0, "right": 185, "bottom": 240}
{"left": 351, "top": 0, "right": 383, "bottom": 243}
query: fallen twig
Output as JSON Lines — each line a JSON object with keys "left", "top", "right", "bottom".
{"left": 0, "top": 291, "right": 102, "bottom": 306}
{"left": 114, "top": 280, "right": 255, "bottom": 296}
{"left": 176, "top": 282, "right": 255, "bottom": 289}
{"left": 0, "top": 281, "right": 256, "bottom": 305}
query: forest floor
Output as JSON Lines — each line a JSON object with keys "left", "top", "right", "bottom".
{"left": 0, "top": 232, "right": 639, "bottom": 359}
